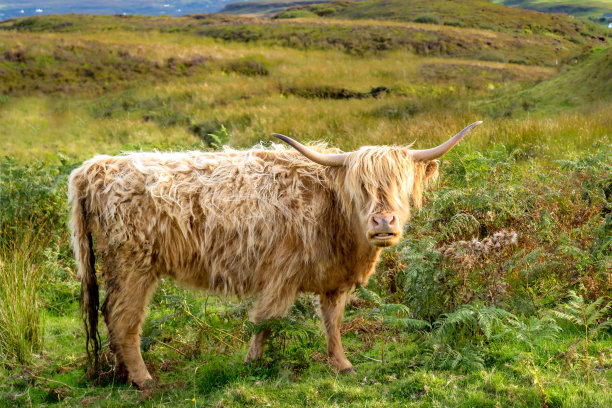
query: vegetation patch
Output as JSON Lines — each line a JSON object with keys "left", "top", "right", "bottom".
{"left": 418, "top": 61, "right": 551, "bottom": 87}
{"left": 281, "top": 0, "right": 610, "bottom": 42}
{"left": 0, "top": 37, "right": 208, "bottom": 95}
{"left": 281, "top": 85, "right": 389, "bottom": 99}
{"left": 483, "top": 46, "right": 612, "bottom": 115}
{"left": 2, "top": 13, "right": 607, "bottom": 66}
{"left": 223, "top": 56, "right": 270, "bottom": 76}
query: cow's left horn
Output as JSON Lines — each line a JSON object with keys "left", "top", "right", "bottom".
{"left": 411, "top": 121, "right": 483, "bottom": 161}
{"left": 272, "top": 133, "right": 347, "bottom": 167}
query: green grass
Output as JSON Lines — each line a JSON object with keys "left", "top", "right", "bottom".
{"left": 482, "top": 46, "right": 612, "bottom": 115}
{"left": 0, "top": 9, "right": 610, "bottom": 407}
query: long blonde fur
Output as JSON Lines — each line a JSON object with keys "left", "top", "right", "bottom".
{"left": 69, "top": 142, "right": 438, "bottom": 385}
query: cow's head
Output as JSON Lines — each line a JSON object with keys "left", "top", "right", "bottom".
{"left": 273, "top": 122, "right": 482, "bottom": 248}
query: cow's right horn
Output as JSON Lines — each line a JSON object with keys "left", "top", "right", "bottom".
{"left": 272, "top": 133, "right": 347, "bottom": 167}
{"left": 411, "top": 121, "right": 483, "bottom": 161}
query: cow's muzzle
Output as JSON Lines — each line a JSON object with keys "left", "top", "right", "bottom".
{"left": 367, "top": 213, "right": 400, "bottom": 247}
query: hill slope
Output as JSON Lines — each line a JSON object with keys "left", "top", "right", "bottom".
{"left": 484, "top": 46, "right": 612, "bottom": 114}
{"left": 220, "top": 0, "right": 330, "bottom": 17}
{"left": 523, "top": 46, "right": 612, "bottom": 109}
{"left": 277, "top": 0, "right": 609, "bottom": 43}
{"left": 1, "top": 12, "right": 606, "bottom": 67}
{"left": 490, "top": 0, "right": 612, "bottom": 19}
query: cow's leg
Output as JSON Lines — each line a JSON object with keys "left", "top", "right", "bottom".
{"left": 320, "top": 290, "right": 355, "bottom": 373}
{"left": 103, "top": 265, "right": 159, "bottom": 388}
{"left": 245, "top": 327, "right": 270, "bottom": 362}
{"left": 245, "top": 287, "right": 298, "bottom": 362}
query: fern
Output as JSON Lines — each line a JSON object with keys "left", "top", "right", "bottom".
{"left": 356, "top": 285, "right": 381, "bottom": 304}
{"left": 432, "top": 303, "right": 516, "bottom": 342}
{"left": 421, "top": 343, "right": 485, "bottom": 372}
{"left": 202, "top": 124, "right": 231, "bottom": 150}
{"left": 356, "top": 285, "right": 429, "bottom": 363}
{"left": 551, "top": 290, "right": 611, "bottom": 386}
{"left": 508, "top": 315, "right": 560, "bottom": 351}
{"left": 419, "top": 303, "right": 517, "bottom": 372}
{"left": 356, "top": 286, "right": 430, "bottom": 330}
{"left": 552, "top": 291, "right": 612, "bottom": 339}
{"left": 508, "top": 315, "right": 560, "bottom": 407}
{"left": 439, "top": 212, "right": 480, "bottom": 242}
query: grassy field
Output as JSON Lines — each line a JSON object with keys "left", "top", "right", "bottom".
{"left": 0, "top": 3, "right": 611, "bottom": 407}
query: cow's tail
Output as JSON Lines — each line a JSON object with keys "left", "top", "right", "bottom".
{"left": 68, "top": 169, "right": 101, "bottom": 374}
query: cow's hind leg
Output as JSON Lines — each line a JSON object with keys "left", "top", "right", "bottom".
{"left": 245, "top": 287, "right": 298, "bottom": 362}
{"left": 320, "top": 291, "right": 355, "bottom": 373}
{"left": 103, "top": 263, "right": 159, "bottom": 388}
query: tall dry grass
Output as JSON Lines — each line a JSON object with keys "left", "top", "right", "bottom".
{"left": 0, "top": 229, "right": 44, "bottom": 364}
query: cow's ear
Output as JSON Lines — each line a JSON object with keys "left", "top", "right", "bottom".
{"left": 424, "top": 160, "right": 439, "bottom": 180}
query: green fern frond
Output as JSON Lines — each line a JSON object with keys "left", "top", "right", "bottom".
{"left": 420, "top": 342, "right": 485, "bottom": 372}
{"left": 554, "top": 290, "right": 611, "bottom": 338}
{"left": 550, "top": 310, "right": 582, "bottom": 326}
{"left": 510, "top": 315, "right": 560, "bottom": 349}
{"left": 439, "top": 212, "right": 480, "bottom": 242}
{"left": 432, "top": 303, "right": 516, "bottom": 341}
{"left": 384, "top": 316, "right": 431, "bottom": 330}
{"left": 356, "top": 285, "right": 382, "bottom": 305}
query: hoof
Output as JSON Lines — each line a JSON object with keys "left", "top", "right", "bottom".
{"left": 135, "top": 378, "right": 155, "bottom": 390}
{"left": 244, "top": 356, "right": 262, "bottom": 365}
{"left": 340, "top": 367, "right": 358, "bottom": 374}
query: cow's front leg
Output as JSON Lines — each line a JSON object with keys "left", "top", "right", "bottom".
{"left": 245, "top": 328, "right": 270, "bottom": 362}
{"left": 245, "top": 287, "right": 298, "bottom": 362}
{"left": 320, "top": 291, "right": 355, "bottom": 373}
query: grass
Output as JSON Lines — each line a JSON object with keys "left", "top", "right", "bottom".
{"left": 484, "top": 46, "right": 612, "bottom": 114}
{"left": 221, "top": 0, "right": 331, "bottom": 17}
{"left": 0, "top": 231, "right": 43, "bottom": 365}
{"left": 277, "top": 0, "right": 610, "bottom": 40}
{"left": 0, "top": 8, "right": 610, "bottom": 407}
{"left": 1, "top": 13, "right": 609, "bottom": 65}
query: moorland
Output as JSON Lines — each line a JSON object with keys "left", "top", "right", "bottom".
{"left": 0, "top": 1, "right": 610, "bottom": 406}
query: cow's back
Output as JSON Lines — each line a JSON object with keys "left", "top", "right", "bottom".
{"left": 71, "top": 149, "right": 341, "bottom": 295}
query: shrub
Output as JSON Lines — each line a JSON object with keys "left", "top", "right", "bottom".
{"left": 223, "top": 56, "right": 269, "bottom": 76}
{"left": 190, "top": 123, "right": 231, "bottom": 149}
{"left": 413, "top": 14, "right": 441, "bottom": 25}
{"left": 275, "top": 9, "right": 318, "bottom": 19}
{"left": 0, "top": 156, "right": 74, "bottom": 246}
{"left": 378, "top": 146, "right": 611, "bottom": 320}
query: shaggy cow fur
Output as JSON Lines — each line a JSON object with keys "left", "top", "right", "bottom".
{"left": 69, "top": 142, "right": 440, "bottom": 387}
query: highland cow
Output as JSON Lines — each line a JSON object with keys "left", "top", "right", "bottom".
{"left": 69, "top": 121, "right": 482, "bottom": 388}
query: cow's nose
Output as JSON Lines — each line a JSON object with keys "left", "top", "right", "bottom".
{"left": 370, "top": 214, "right": 397, "bottom": 230}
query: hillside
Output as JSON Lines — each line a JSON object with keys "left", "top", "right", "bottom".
{"left": 0, "top": 13, "right": 606, "bottom": 67}
{"left": 486, "top": 45, "right": 612, "bottom": 114}
{"left": 220, "top": 0, "right": 330, "bottom": 17}
{"left": 490, "top": 0, "right": 612, "bottom": 20}
{"left": 276, "top": 0, "right": 610, "bottom": 42}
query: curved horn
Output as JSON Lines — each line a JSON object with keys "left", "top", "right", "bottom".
{"left": 272, "top": 133, "right": 347, "bottom": 167}
{"left": 411, "top": 121, "right": 483, "bottom": 161}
